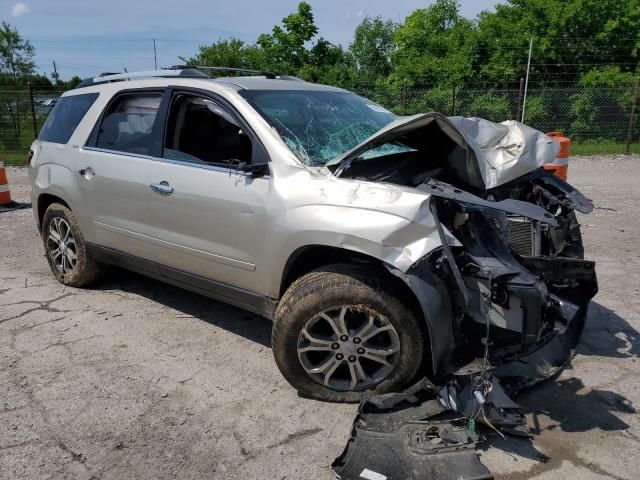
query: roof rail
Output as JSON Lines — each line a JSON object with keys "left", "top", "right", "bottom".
{"left": 74, "top": 65, "right": 282, "bottom": 89}
{"left": 75, "top": 67, "right": 209, "bottom": 88}
{"left": 171, "top": 65, "right": 277, "bottom": 79}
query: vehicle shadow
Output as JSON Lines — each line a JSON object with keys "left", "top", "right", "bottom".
{"left": 94, "top": 268, "right": 272, "bottom": 348}
{"left": 93, "top": 273, "right": 638, "bottom": 465}
{"left": 479, "top": 375, "right": 636, "bottom": 465}
{"left": 579, "top": 301, "right": 640, "bottom": 359}
{"left": 480, "top": 300, "right": 637, "bottom": 463}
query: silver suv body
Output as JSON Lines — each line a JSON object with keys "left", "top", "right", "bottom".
{"left": 29, "top": 69, "right": 597, "bottom": 401}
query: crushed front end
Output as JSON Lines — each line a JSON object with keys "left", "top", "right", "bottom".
{"left": 330, "top": 113, "right": 598, "bottom": 388}
{"left": 425, "top": 170, "right": 597, "bottom": 388}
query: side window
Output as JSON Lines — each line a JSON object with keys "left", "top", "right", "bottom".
{"left": 38, "top": 93, "right": 99, "bottom": 144}
{"left": 164, "top": 94, "right": 252, "bottom": 166}
{"left": 96, "top": 92, "right": 162, "bottom": 155}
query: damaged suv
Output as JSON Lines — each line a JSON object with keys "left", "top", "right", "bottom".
{"left": 29, "top": 68, "right": 596, "bottom": 402}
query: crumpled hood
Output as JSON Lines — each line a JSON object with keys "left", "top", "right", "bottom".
{"left": 328, "top": 113, "right": 560, "bottom": 189}
{"left": 447, "top": 116, "right": 560, "bottom": 189}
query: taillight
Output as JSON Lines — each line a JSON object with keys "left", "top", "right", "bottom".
{"left": 26, "top": 150, "right": 34, "bottom": 166}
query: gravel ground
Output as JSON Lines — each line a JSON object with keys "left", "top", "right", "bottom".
{"left": 1, "top": 156, "right": 639, "bottom": 480}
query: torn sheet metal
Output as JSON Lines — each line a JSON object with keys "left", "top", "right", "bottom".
{"left": 327, "top": 113, "right": 559, "bottom": 190}
{"left": 533, "top": 172, "right": 594, "bottom": 214}
{"left": 332, "top": 379, "right": 493, "bottom": 480}
{"left": 419, "top": 178, "right": 559, "bottom": 226}
{"left": 446, "top": 116, "right": 560, "bottom": 189}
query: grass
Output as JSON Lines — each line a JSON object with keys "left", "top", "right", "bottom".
{"left": 571, "top": 141, "right": 640, "bottom": 156}
{"left": 1, "top": 116, "right": 48, "bottom": 165}
{"left": 3, "top": 150, "right": 30, "bottom": 165}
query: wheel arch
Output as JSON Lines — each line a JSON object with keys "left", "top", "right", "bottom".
{"left": 279, "top": 244, "right": 438, "bottom": 376}
{"left": 37, "top": 193, "right": 71, "bottom": 231}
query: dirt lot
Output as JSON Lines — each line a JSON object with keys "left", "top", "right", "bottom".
{"left": 1, "top": 157, "right": 639, "bottom": 480}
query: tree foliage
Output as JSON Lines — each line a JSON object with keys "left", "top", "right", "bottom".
{"left": 257, "top": 2, "right": 318, "bottom": 72}
{"left": 0, "top": 21, "right": 35, "bottom": 83}
{"left": 349, "top": 16, "right": 396, "bottom": 79}
{"left": 188, "top": 0, "right": 639, "bottom": 90}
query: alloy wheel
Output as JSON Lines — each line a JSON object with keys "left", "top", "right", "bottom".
{"left": 47, "top": 217, "right": 77, "bottom": 274}
{"left": 297, "top": 305, "right": 401, "bottom": 391}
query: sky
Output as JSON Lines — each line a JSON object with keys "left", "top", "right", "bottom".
{"left": 1, "top": 0, "right": 499, "bottom": 81}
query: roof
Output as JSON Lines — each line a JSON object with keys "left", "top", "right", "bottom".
{"left": 73, "top": 68, "right": 347, "bottom": 94}
{"left": 213, "top": 76, "right": 347, "bottom": 92}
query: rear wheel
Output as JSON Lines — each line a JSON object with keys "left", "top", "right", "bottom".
{"left": 272, "top": 264, "right": 424, "bottom": 402}
{"left": 42, "top": 203, "right": 103, "bottom": 287}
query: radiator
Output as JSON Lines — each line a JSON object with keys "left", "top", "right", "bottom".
{"left": 506, "top": 216, "right": 536, "bottom": 256}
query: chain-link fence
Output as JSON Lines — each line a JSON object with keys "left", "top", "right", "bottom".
{"left": 355, "top": 83, "right": 640, "bottom": 156}
{"left": 0, "top": 86, "right": 63, "bottom": 164}
{"left": 0, "top": 83, "right": 638, "bottom": 164}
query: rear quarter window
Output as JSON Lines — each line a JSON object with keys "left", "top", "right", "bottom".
{"left": 38, "top": 93, "right": 99, "bottom": 144}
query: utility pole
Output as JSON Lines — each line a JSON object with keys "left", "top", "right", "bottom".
{"left": 52, "top": 60, "right": 59, "bottom": 85}
{"left": 153, "top": 39, "right": 158, "bottom": 70}
{"left": 516, "top": 77, "right": 524, "bottom": 121}
{"left": 521, "top": 38, "right": 533, "bottom": 123}
{"left": 402, "top": 79, "right": 408, "bottom": 115}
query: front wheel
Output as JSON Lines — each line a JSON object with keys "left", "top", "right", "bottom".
{"left": 272, "top": 264, "right": 424, "bottom": 403}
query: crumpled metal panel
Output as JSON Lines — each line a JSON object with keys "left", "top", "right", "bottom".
{"left": 447, "top": 116, "right": 560, "bottom": 189}
{"left": 327, "top": 113, "right": 560, "bottom": 190}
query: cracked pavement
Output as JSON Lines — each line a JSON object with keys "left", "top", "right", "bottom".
{"left": 1, "top": 158, "right": 639, "bottom": 479}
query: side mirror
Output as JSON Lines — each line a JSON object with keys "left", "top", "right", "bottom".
{"left": 239, "top": 162, "right": 269, "bottom": 178}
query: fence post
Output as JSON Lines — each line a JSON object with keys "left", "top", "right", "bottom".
{"left": 27, "top": 82, "right": 38, "bottom": 140}
{"left": 516, "top": 77, "right": 524, "bottom": 122}
{"left": 451, "top": 84, "right": 456, "bottom": 116}
{"left": 625, "top": 77, "right": 639, "bottom": 155}
{"left": 402, "top": 79, "right": 408, "bottom": 115}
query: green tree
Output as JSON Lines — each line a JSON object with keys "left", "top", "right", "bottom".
{"left": 392, "top": 0, "right": 479, "bottom": 87}
{"left": 0, "top": 21, "right": 35, "bottom": 83}
{"left": 349, "top": 16, "right": 397, "bottom": 80}
{"left": 60, "top": 75, "right": 82, "bottom": 90}
{"left": 298, "top": 38, "right": 355, "bottom": 86}
{"left": 257, "top": 2, "right": 318, "bottom": 72}
{"left": 476, "top": 0, "right": 640, "bottom": 86}
{"left": 188, "top": 38, "right": 264, "bottom": 72}
{"left": 0, "top": 22, "right": 36, "bottom": 143}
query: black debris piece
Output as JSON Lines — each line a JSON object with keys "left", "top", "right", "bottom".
{"left": 438, "top": 373, "right": 526, "bottom": 430}
{"left": 332, "top": 378, "right": 493, "bottom": 480}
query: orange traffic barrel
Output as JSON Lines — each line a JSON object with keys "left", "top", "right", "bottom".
{"left": 545, "top": 132, "right": 570, "bottom": 181}
{"left": 0, "top": 156, "right": 12, "bottom": 205}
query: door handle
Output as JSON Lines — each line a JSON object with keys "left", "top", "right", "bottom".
{"left": 150, "top": 181, "right": 174, "bottom": 195}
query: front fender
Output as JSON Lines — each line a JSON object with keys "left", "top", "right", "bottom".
{"left": 275, "top": 202, "right": 443, "bottom": 276}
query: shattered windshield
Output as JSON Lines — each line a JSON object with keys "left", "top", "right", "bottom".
{"left": 240, "top": 90, "right": 400, "bottom": 166}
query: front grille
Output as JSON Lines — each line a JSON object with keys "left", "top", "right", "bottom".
{"left": 506, "top": 216, "right": 535, "bottom": 256}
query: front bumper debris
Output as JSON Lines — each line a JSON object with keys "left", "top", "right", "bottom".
{"left": 332, "top": 379, "right": 493, "bottom": 480}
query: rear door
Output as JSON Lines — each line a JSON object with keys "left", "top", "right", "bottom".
{"left": 79, "top": 88, "right": 171, "bottom": 268}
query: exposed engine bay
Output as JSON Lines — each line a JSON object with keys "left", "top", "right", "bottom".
{"left": 329, "top": 113, "right": 598, "bottom": 387}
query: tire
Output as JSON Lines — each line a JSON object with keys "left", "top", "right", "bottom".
{"left": 272, "top": 264, "right": 424, "bottom": 403}
{"left": 41, "top": 203, "right": 104, "bottom": 287}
